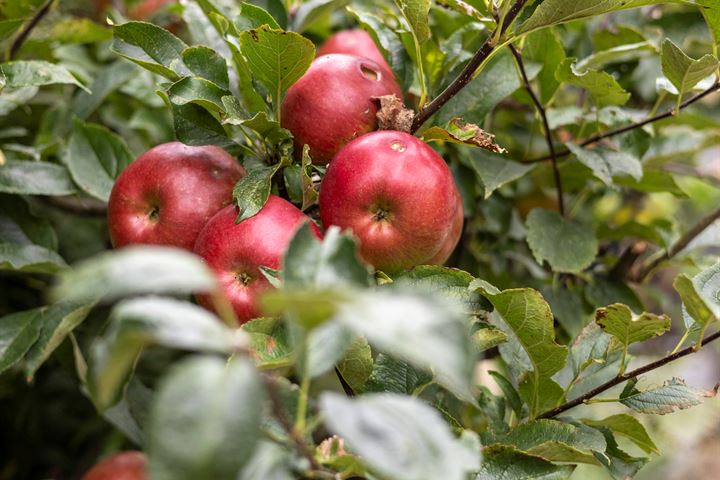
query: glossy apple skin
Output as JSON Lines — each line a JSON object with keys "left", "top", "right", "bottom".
{"left": 281, "top": 54, "right": 402, "bottom": 165}
{"left": 317, "top": 29, "right": 392, "bottom": 75}
{"left": 108, "top": 142, "right": 245, "bottom": 251}
{"left": 194, "top": 196, "right": 322, "bottom": 323}
{"left": 319, "top": 131, "right": 461, "bottom": 273}
{"left": 82, "top": 451, "right": 147, "bottom": 480}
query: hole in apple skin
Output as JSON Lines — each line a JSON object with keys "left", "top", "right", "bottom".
{"left": 390, "top": 140, "right": 406, "bottom": 152}
{"left": 360, "top": 63, "right": 380, "bottom": 81}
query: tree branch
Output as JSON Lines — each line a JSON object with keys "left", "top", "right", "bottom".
{"left": 631, "top": 205, "right": 720, "bottom": 282}
{"left": 509, "top": 45, "right": 565, "bottom": 216}
{"left": 609, "top": 241, "right": 647, "bottom": 280}
{"left": 525, "top": 81, "right": 720, "bottom": 163}
{"left": 263, "top": 375, "right": 322, "bottom": 471}
{"left": 537, "top": 329, "right": 720, "bottom": 419}
{"left": 7, "top": 0, "right": 54, "bottom": 61}
{"left": 410, "top": 0, "right": 528, "bottom": 133}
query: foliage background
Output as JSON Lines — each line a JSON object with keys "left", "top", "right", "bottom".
{"left": 1, "top": 0, "right": 720, "bottom": 479}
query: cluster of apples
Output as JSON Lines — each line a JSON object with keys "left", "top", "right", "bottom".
{"left": 107, "top": 30, "right": 463, "bottom": 325}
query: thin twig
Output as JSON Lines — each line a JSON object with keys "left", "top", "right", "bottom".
{"left": 335, "top": 367, "right": 355, "bottom": 397}
{"left": 7, "top": 0, "right": 54, "bottom": 61}
{"left": 410, "top": 0, "right": 528, "bottom": 133}
{"left": 525, "top": 81, "right": 720, "bottom": 163}
{"left": 509, "top": 44, "right": 565, "bottom": 216}
{"left": 631, "top": 206, "right": 720, "bottom": 282}
{"left": 537, "top": 329, "right": 720, "bottom": 419}
{"left": 263, "top": 375, "right": 322, "bottom": 471}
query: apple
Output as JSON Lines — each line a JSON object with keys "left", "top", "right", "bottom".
{"left": 82, "top": 451, "right": 147, "bottom": 480}
{"left": 281, "top": 54, "right": 402, "bottom": 165}
{"left": 108, "top": 142, "right": 245, "bottom": 251}
{"left": 317, "top": 29, "right": 392, "bottom": 76}
{"left": 193, "top": 195, "right": 322, "bottom": 323}
{"left": 319, "top": 131, "right": 462, "bottom": 273}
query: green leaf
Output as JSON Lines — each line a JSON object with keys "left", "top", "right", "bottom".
{"left": 52, "top": 246, "right": 217, "bottom": 304}
{"left": 526, "top": 209, "right": 598, "bottom": 273}
{"left": 524, "top": 29, "right": 567, "bottom": 104}
{"left": 237, "top": 440, "right": 294, "bottom": 480}
{"left": 235, "top": 2, "right": 281, "bottom": 31}
{"left": 699, "top": 0, "right": 720, "bottom": 52}
{"left": 63, "top": 120, "right": 134, "bottom": 201}
{"left": 661, "top": 39, "right": 719, "bottom": 98}
{"left": 566, "top": 144, "right": 642, "bottom": 185}
{"left": 167, "top": 76, "right": 230, "bottom": 112}
{"left": 488, "top": 370, "right": 523, "bottom": 417}
{"left": 232, "top": 165, "right": 278, "bottom": 222}
{"left": 582, "top": 414, "right": 659, "bottom": 454}
{"left": 595, "top": 304, "right": 670, "bottom": 365}
{"left": 243, "top": 317, "right": 292, "bottom": 368}
{"left": 0, "top": 308, "right": 44, "bottom": 374}
{"left": 305, "top": 321, "right": 355, "bottom": 378}
{"left": 292, "top": 0, "right": 341, "bottom": 33}
{"left": 464, "top": 150, "right": 535, "bottom": 199}
{"left": 320, "top": 393, "right": 479, "bottom": 480}
{"left": 393, "top": 266, "right": 491, "bottom": 315}
{"left": 0, "top": 60, "right": 88, "bottom": 92}
{"left": 394, "top": 0, "right": 431, "bottom": 44}
{"left": 483, "top": 419, "right": 607, "bottom": 464}
{"left": 476, "top": 445, "right": 576, "bottom": 480}
{"left": 556, "top": 59, "right": 630, "bottom": 107}
{"left": 591, "top": 426, "right": 649, "bottom": 480}
{"left": 299, "top": 145, "right": 317, "bottom": 211}
{"left": 365, "top": 353, "right": 432, "bottom": 394}
{"left": 0, "top": 243, "right": 67, "bottom": 274}
{"left": 473, "top": 325, "right": 509, "bottom": 352}
{"left": 334, "top": 290, "right": 475, "bottom": 401}
{"left": 89, "top": 298, "right": 244, "bottom": 410}
{"left": 148, "top": 356, "right": 263, "bottom": 480}
{"left": 516, "top": 0, "right": 688, "bottom": 35}
{"left": 112, "top": 22, "right": 190, "bottom": 80}
{"left": 336, "top": 336, "right": 373, "bottom": 393}
{"left": 171, "top": 103, "right": 235, "bottom": 151}
{"left": 0, "top": 160, "right": 77, "bottom": 195}
{"left": 283, "top": 224, "right": 372, "bottom": 288}
{"left": 620, "top": 377, "right": 719, "bottom": 415}
{"left": 238, "top": 25, "right": 314, "bottom": 105}
{"left": 438, "top": 51, "right": 540, "bottom": 124}
{"left": 472, "top": 284, "right": 568, "bottom": 416}
{"left": 0, "top": 194, "right": 57, "bottom": 250}
{"left": 226, "top": 109, "right": 293, "bottom": 145}
{"left": 182, "top": 45, "right": 230, "bottom": 90}
{"left": 674, "top": 262, "right": 720, "bottom": 343}
{"left": 23, "top": 302, "right": 93, "bottom": 380}
{"left": 73, "top": 61, "right": 138, "bottom": 119}
{"left": 0, "top": 18, "right": 25, "bottom": 42}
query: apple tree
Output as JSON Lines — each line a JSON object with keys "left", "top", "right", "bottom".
{"left": 1, "top": 0, "right": 720, "bottom": 479}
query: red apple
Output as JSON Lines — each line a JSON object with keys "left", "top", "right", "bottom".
{"left": 281, "top": 54, "right": 402, "bottom": 165}
{"left": 317, "top": 29, "right": 392, "bottom": 76}
{"left": 319, "top": 131, "right": 462, "bottom": 273}
{"left": 108, "top": 142, "right": 245, "bottom": 251}
{"left": 193, "top": 195, "right": 322, "bottom": 323}
{"left": 82, "top": 451, "right": 147, "bottom": 480}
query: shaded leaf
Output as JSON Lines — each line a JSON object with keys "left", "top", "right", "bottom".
{"left": 232, "top": 165, "right": 278, "bottom": 222}
{"left": 336, "top": 336, "right": 373, "bottom": 393}
{"left": 321, "top": 393, "right": 479, "bottom": 480}
{"left": 0, "top": 308, "right": 44, "bottom": 374}
{"left": 0, "top": 243, "right": 67, "bottom": 274}
{"left": 52, "top": 246, "right": 217, "bottom": 304}
{"left": 556, "top": 59, "right": 630, "bottom": 107}
{"left": 0, "top": 60, "right": 88, "bottom": 92}
{"left": 582, "top": 414, "right": 658, "bottom": 454}
{"left": 63, "top": 120, "right": 134, "bottom": 201}
{"left": 620, "top": 378, "right": 719, "bottom": 415}
{"left": 148, "top": 356, "right": 263, "bottom": 480}
{"left": 566, "top": 143, "right": 642, "bottom": 185}
{"left": 526, "top": 209, "right": 598, "bottom": 273}
{"left": 365, "top": 353, "right": 432, "bottom": 394}
{"left": 0, "top": 161, "right": 77, "bottom": 195}
{"left": 112, "top": 22, "right": 190, "bottom": 79}
{"left": 463, "top": 150, "right": 534, "bottom": 199}
{"left": 475, "top": 445, "right": 575, "bottom": 480}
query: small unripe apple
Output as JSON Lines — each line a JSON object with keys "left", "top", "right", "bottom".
{"left": 82, "top": 451, "right": 147, "bottom": 480}
{"left": 193, "top": 196, "right": 322, "bottom": 323}
{"left": 319, "top": 131, "right": 462, "bottom": 273}
{"left": 281, "top": 54, "right": 402, "bottom": 165}
{"left": 108, "top": 142, "right": 245, "bottom": 251}
{"left": 317, "top": 29, "right": 392, "bottom": 76}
